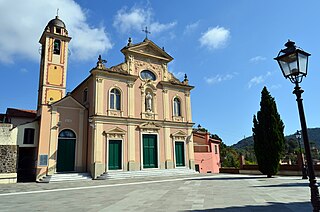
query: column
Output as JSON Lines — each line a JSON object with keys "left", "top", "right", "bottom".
{"left": 127, "top": 82, "right": 134, "bottom": 118}
{"left": 92, "top": 122, "right": 104, "bottom": 178}
{"left": 187, "top": 128, "right": 195, "bottom": 169}
{"left": 127, "top": 124, "right": 136, "bottom": 170}
{"left": 164, "top": 127, "right": 173, "bottom": 169}
{"left": 163, "top": 89, "right": 169, "bottom": 120}
{"left": 48, "top": 107, "right": 58, "bottom": 175}
{"left": 185, "top": 92, "right": 192, "bottom": 122}
{"left": 95, "top": 77, "right": 104, "bottom": 115}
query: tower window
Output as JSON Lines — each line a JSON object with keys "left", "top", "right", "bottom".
{"left": 53, "top": 39, "right": 61, "bottom": 55}
{"left": 56, "top": 28, "right": 61, "bottom": 34}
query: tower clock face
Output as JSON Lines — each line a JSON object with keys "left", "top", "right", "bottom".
{"left": 140, "top": 70, "right": 156, "bottom": 81}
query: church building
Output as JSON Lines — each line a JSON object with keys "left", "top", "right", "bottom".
{"left": 20, "top": 15, "right": 196, "bottom": 181}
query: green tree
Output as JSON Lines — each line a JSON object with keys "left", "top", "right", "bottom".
{"left": 253, "top": 86, "right": 285, "bottom": 178}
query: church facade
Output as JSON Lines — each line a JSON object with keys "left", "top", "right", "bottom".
{"left": 31, "top": 16, "right": 195, "bottom": 180}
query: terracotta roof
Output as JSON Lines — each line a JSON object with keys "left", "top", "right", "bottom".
{"left": 6, "top": 108, "right": 37, "bottom": 118}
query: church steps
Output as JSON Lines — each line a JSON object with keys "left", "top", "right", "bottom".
{"left": 97, "top": 168, "right": 198, "bottom": 180}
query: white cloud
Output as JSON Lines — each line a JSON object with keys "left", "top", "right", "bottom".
{"left": 0, "top": 0, "right": 112, "bottom": 64}
{"left": 199, "top": 26, "right": 230, "bottom": 50}
{"left": 20, "top": 68, "right": 28, "bottom": 73}
{"left": 248, "top": 71, "right": 272, "bottom": 88}
{"left": 172, "top": 71, "right": 185, "bottom": 80}
{"left": 204, "top": 73, "right": 236, "bottom": 84}
{"left": 250, "top": 56, "right": 266, "bottom": 63}
{"left": 113, "top": 6, "right": 176, "bottom": 35}
{"left": 184, "top": 21, "right": 200, "bottom": 34}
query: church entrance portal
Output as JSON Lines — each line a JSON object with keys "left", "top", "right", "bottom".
{"left": 108, "top": 140, "right": 122, "bottom": 170}
{"left": 175, "top": 141, "right": 185, "bottom": 167}
{"left": 143, "top": 134, "right": 158, "bottom": 168}
{"left": 56, "top": 130, "right": 76, "bottom": 172}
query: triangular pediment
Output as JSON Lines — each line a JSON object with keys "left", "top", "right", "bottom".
{"left": 122, "top": 39, "right": 173, "bottom": 62}
{"left": 171, "top": 130, "right": 188, "bottom": 138}
{"left": 52, "top": 95, "right": 85, "bottom": 109}
{"left": 105, "top": 127, "right": 126, "bottom": 135}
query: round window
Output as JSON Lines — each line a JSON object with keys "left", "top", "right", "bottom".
{"left": 140, "top": 70, "right": 156, "bottom": 81}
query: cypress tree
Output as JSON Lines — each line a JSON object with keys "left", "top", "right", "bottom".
{"left": 253, "top": 86, "right": 285, "bottom": 178}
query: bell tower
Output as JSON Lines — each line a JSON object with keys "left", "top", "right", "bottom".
{"left": 37, "top": 15, "right": 71, "bottom": 112}
{"left": 36, "top": 15, "right": 71, "bottom": 180}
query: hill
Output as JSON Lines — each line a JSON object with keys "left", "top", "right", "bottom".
{"left": 232, "top": 128, "right": 320, "bottom": 149}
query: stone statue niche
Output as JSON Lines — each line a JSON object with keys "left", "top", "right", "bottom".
{"left": 145, "top": 90, "right": 153, "bottom": 113}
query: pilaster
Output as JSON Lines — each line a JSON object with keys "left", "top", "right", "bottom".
{"left": 185, "top": 92, "right": 192, "bottom": 122}
{"left": 127, "top": 82, "right": 134, "bottom": 118}
{"left": 187, "top": 128, "right": 195, "bottom": 170}
{"left": 163, "top": 89, "right": 169, "bottom": 120}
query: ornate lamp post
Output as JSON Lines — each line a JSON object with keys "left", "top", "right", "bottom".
{"left": 275, "top": 40, "right": 320, "bottom": 211}
{"left": 295, "top": 130, "right": 308, "bottom": 179}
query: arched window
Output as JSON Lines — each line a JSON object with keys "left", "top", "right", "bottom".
{"left": 53, "top": 39, "right": 61, "bottom": 55}
{"left": 110, "top": 88, "right": 121, "bottom": 110}
{"left": 59, "top": 129, "right": 76, "bottom": 138}
{"left": 173, "top": 98, "right": 181, "bottom": 116}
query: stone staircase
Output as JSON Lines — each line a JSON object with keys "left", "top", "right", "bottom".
{"left": 97, "top": 168, "right": 198, "bottom": 180}
{"left": 39, "top": 172, "right": 92, "bottom": 183}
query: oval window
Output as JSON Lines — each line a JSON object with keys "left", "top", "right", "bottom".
{"left": 140, "top": 70, "right": 156, "bottom": 81}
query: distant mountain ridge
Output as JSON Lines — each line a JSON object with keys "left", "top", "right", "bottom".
{"left": 232, "top": 128, "right": 320, "bottom": 149}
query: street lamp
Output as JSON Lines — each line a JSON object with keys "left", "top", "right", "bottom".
{"left": 275, "top": 40, "right": 320, "bottom": 211}
{"left": 295, "top": 130, "right": 308, "bottom": 179}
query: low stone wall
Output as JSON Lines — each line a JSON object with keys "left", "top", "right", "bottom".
{"left": 0, "top": 145, "right": 17, "bottom": 173}
{"left": 221, "top": 164, "right": 320, "bottom": 177}
{"left": 0, "top": 124, "right": 18, "bottom": 183}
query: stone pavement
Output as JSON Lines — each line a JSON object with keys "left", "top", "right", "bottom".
{"left": 0, "top": 174, "right": 313, "bottom": 211}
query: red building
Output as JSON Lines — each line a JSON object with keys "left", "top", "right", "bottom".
{"left": 193, "top": 127, "right": 221, "bottom": 173}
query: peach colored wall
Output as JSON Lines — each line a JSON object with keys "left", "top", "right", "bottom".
{"left": 168, "top": 91, "right": 186, "bottom": 120}
{"left": 102, "top": 124, "right": 127, "bottom": 170}
{"left": 194, "top": 143, "right": 220, "bottom": 174}
{"left": 71, "top": 77, "right": 94, "bottom": 116}
{"left": 36, "top": 106, "right": 52, "bottom": 177}
{"left": 134, "top": 78, "right": 143, "bottom": 118}
{"left": 57, "top": 108, "right": 80, "bottom": 135}
{"left": 103, "top": 79, "right": 128, "bottom": 117}
{"left": 135, "top": 127, "right": 141, "bottom": 165}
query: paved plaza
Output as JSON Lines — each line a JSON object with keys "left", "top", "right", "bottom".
{"left": 0, "top": 174, "right": 313, "bottom": 211}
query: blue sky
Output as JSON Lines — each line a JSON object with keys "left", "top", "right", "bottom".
{"left": 1, "top": 0, "right": 320, "bottom": 145}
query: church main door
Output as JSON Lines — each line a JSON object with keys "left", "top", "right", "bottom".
{"left": 108, "top": 140, "right": 122, "bottom": 170}
{"left": 56, "top": 130, "right": 76, "bottom": 172}
{"left": 175, "top": 142, "right": 185, "bottom": 167}
{"left": 143, "top": 134, "right": 158, "bottom": 168}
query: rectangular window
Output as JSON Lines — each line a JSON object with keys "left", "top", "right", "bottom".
{"left": 214, "top": 145, "right": 218, "bottom": 154}
{"left": 23, "top": 128, "right": 35, "bottom": 144}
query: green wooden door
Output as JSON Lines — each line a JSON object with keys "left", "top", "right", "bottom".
{"left": 143, "top": 134, "right": 158, "bottom": 168}
{"left": 108, "top": 140, "right": 122, "bottom": 170}
{"left": 175, "top": 142, "right": 185, "bottom": 167}
{"left": 57, "top": 139, "right": 76, "bottom": 172}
